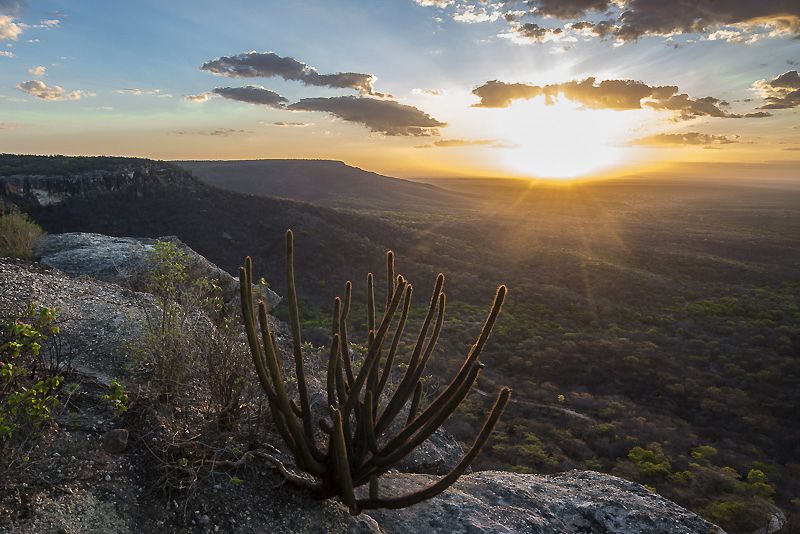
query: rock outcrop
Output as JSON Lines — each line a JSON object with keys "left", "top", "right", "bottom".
{"left": 367, "top": 470, "right": 724, "bottom": 533}
{"left": 33, "top": 232, "right": 281, "bottom": 309}
{"left": 0, "top": 161, "right": 198, "bottom": 210}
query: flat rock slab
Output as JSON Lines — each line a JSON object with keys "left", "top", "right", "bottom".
{"left": 34, "top": 232, "right": 281, "bottom": 309}
{"left": 0, "top": 259, "right": 150, "bottom": 378}
{"left": 365, "top": 470, "right": 724, "bottom": 533}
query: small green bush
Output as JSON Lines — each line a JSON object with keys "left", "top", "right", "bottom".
{"left": 1, "top": 303, "right": 63, "bottom": 468}
{"left": 0, "top": 208, "right": 44, "bottom": 260}
{"left": 101, "top": 379, "right": 129, "bottom": 416}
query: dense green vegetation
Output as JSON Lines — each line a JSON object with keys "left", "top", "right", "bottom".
{"left": 5, "top": 155, "right": 799, "bottom": 532}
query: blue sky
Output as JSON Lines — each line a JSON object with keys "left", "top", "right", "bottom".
{"left": 1, "top": 0, "right": 799, "bottom": 178}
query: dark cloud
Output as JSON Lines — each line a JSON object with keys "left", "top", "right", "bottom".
{"left": 272, "top": 121, "right": 311, "bottom": 127}
{"left": 633, "top": 132, "right": 739, "bottom": 146}
{"left": 532, "top": 0, "right": 613, "bottom": 19}
{"left": 212, "top": 86, "right": 287, "bottom": 108}
{"left": 754, "top": 70, "right": 800, "bottom": 109}
{"left": 418, "top": 1, "right": 800, "bottom": 43}
{"left": 471, "top": 80, "right": 543, "bottom": 108}
{"left": 611, "top": 0, "right": 800, "bottom": 42}
{"left": 472, "top": 77, "right": 772, "bottom": 119}
{"left": 287, "top": 96, "right": 445, "bottom": 136}
{"left": 414, "top": 138, "right": 512, "bottom": 148}
{"left": 511, "top": 23, "right": 563, "bottom": 42}
{"left": 201, "top": 51, "right": 382, "bottom": 96}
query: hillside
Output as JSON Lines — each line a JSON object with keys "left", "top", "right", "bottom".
{"left": 2, "top": 154, "right": 799, "bottom": 532}
{"left": 175, "top": 159, "right": 470, "bottom": 211}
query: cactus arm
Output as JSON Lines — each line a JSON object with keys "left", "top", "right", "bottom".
{"left": 367, "top": 272, "right": 375, "bottom": 334}
{"left": 375, "top": 274, "right": 444, "bottom": 434}
{"left": 339, "top": 281, "right": 355, "bottom": 386}
{"left": 374, "top": 284, "right": 413, "bottom": 411}
{"left": 327, "top": 333, "right": 341, "bottom": 409}
{"left": 369, "top": 476, "right": 379, "bottom": 501}
{"left": 359, "top": 362, "right": 484, "bottom": 481}
{"left": 330, "top": 407, "right": 359, "bottom": 515}
{"left": 390, "top": 285, "right": 505, "bottom": 440}
{"left": 386, "top": 251, "right": 395, "bottom": 310}
{"left": 342, "top": 281, "right": 406, "bottom": 421}
{"left": 407, "top": 292, "right": 445, "bottom": 389}
{"left": 406, "top": 380, "right": 423, "bottom": 426}
{"left": 357, "top": 388, "right": 511, "bottom": 510}
{"left": 363, "top": 391, "right": 379, "bottom": 455}
{"left": 257, "top": 303, "right": 327, "bottom": 475}
{"left": 284, "top": 230, "right": 320, "bottom": 456}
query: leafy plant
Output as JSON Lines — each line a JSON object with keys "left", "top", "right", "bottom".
{"left": 0, "top": 303, "right": 63, "bottom": 463}
{"left": 135, "top": 240, "right": 254, "bottom": 428}
{"left": 101, "top": 378, "right": 129, "bottom": 416}
{"left": 239, "top": 230, "right": 511, "bottom": 514}
{"left": 0, "top": 208, "right": 44, "bottom": 260}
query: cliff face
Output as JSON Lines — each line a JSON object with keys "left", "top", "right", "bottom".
{"left": 0, "top": 161, "right": 199, "bottom": 210}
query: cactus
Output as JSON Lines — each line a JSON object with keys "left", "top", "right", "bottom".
{"left": 239, "top": 230, "right": 511, "bottom": 514}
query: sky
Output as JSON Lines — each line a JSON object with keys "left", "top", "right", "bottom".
{"left": 0, "top": 0, "right": 799, "bottom": 179}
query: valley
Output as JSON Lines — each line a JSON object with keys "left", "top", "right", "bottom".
{"left": 3, "top": 155, "right": 799, "bottom": 532}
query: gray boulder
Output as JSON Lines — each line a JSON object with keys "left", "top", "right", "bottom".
{"left": 365, "top": 470, "right": 725, "bottom": 533}
{"left": 33, "top": 232, "right": 280, "bottom": 309}
{"left": 396, "top": 427, "right": 465, "bottom": 476}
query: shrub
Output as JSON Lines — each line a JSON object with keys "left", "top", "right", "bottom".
{"left": 101, "top": 379, "right": 129, "bottom": 416}
{"left": 239, "top": 230, "right": 511, "bottom": 514}
{"left": 0, "top": 208, "right": 44, "bottom": 260}
{"left": 135, "top": 240, "right": 254, "bottom": 428}
{"left": 0, "top": 303, "right": 63, "bottom": 469}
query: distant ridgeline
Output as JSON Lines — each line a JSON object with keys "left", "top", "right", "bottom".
{"left": 0, "top": 155, "right": 199, "bottom": 210}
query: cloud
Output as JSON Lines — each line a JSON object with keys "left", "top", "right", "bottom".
{"left": 27, "top": 65, "right": 45, "bottom": 76}
{"left": 415, "top": 138, "right": 511, "bottom": 148}
{"left": 173, "top": 128, "right": 252, "bottom": 137}
{"left": 472, "top": 77, "right": 772, "bottom": 119}
{"left": 114, "top": 88, "right": 172, "bottom": 97}
{"left": 272, "top": 121, "right": 312, "bottom": 127}
{"left": 753, "top": 70, "right": 800, "bottom": 109}
{"left": 413, "top": 0, "right": 454, "bottom": 7}
{"left": 0, "top": 50, "right": 13, "bottom": 57}
{"left": 201, "top": 51, "right": 383, "bottom": 96}
{"left": 211, "top": 86, "right": 288, "bottom": 107}
{"left": 611, "top": 0, "right": 800, "bottom": 42}
{"left": 0, "top": 122, "right": 19, "bottom": 130}
{"left": 0, "top": 15, "right": 21, "bottom": 40}
{"left": 532, "top": 0, "right": 613, "bottom": 19}
{"left": 412, "top": 87, "right": 445, "bottom": 96}
{"left": 452, "top": 3, "right": 503, "bottom": 23}
{"left": 16, "top": 79, "right": 83, "bottom": 100}
{"left": 184, "top": 93, "right": 210, "bottom": 103}
{"left": 502, "top": 22, "right": 566, "bottom": 43}
{"left": 287, "top": 96, "right": 445, "bottom": 136}
{"left": 633, "top": 132, "right": 739, "bottom": 146}
{"left": 413, "top": 0, "right": 800, "bottom": 43}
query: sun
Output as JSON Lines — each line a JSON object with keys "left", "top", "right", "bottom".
{"left": 481, "top": 99, "right": 646, "bottom": 179}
